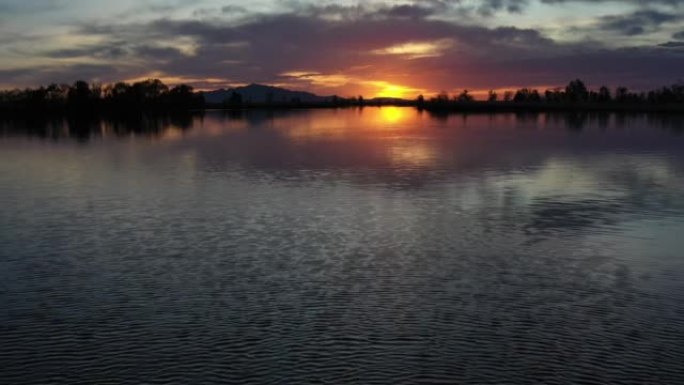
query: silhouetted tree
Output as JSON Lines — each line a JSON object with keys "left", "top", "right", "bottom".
{"left": 644, "top": 83, "right": 684, "bottom": 104}
{"left": 565, "top": 79, "right": 589, "bottom": 102}
{"left": 455, "top": 90, "right": 474, "bottom": 102}
{"left": 227, "top": 91, "right": 243, "bottom": 107}
{"left": 103, "top": 82, "right": 133, "bottom": 106}
{"left": 45, "top": 83, "right": 68, "bottom": 106}
{"left": 615, "top": 86, "right": 629, "bottom": 103}
{"left": 434, "top": 91, "right": 449, "bottom": 104}
{"left": 544, "top": 88, "right": 563, "bottom": 103}
{"left": 132, "top": 79, "right": 168, "bottom": 105}
{"left": 488, "top": 90, "right": 498, "bottom": 102}
{"left": 167, "top": 84, "right": 201, "bottom": 108}
{"left": 513, "top": 88, "right": 541, "bottom": 102}
{"left": 67, "top": 80, "right": 95, "bottom": 110}
{"left": 597, "top": 86, "right": 611, "bottom": 103}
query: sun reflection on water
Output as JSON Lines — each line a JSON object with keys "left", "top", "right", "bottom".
{"left": 378, "top": 106, "right": 410, "bottom": 125}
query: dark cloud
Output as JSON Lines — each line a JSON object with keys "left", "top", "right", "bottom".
{"left": 42, "top": 39, "right": 187, "bottom": 64}
{"left": 279, "top": 0, "right": 531, "bottom": 20}
{"left": 0, "top": 0, "right": 67, "bottom": 14}
{"left": 221, "top": 5, "right": 248, "bottom": 14}
{"left": 659, "top": 41, "right": 684, "bottom": 48}
{"left": 487, "top": 46, "right": 684, "bottom": 88}
{"left": 140, "top": 14, "right": 558, "bottom": 84}
{"left": 381, "top": 4, "right": 437, "bottom": 19}
{"left": 45, "top": 43, "right": 128, "bottom": 60}
{"left": 0, "top": 63, "right": 122, "bottom": 86}
{"left": 477, "top": 0, "right": 530, "bottom": 15}
{"left": 597, "top": 10, "right": 678, "bottom": 35}
{"left": 67, "top": 11, "right": 681, "bottom": 90}
{"left": 133, "top": 45, "right": 188, "bottom": 60}
{"left": 541, "top": 0, "right": 684, "bottom": 5}
{"left": 674, "top": 30, "right": 684, "bottom": 39}
{"left": 469, "top": 0, "right": 684, "bottom": 15}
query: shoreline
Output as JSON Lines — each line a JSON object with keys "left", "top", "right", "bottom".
{"left": 2, "top": 101, "right": 684, "bottom": 117}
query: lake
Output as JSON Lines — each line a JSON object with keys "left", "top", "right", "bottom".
{"left": 1, "top": 108, "right": 684, "bottom": 384}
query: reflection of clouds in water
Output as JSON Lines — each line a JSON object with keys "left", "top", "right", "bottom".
{"left": 389, "top": 140, "right": 437, "bottom": 168}
{"left": 523, "top": 198, "right": 624, "bottom": 238}
{"left": 448, "top": 155, "right": 684, "bottom": 240}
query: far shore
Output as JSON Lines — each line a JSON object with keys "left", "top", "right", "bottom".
{"left": 202, "top": 101, "right": 684, "bottom": 114}
{"left": 3, "top": 102, "right": 684, "bottom": 117}
{"left": 2, "top": 78, "right": 684, "bottom": 116}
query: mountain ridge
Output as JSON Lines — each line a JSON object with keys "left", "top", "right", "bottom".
{"left": 202, "top": 83, "right": 337, "bottom": 104}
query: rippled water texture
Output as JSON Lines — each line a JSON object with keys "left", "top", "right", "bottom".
{"left": 1, "top": 108, "right": 684, "bottom": 384}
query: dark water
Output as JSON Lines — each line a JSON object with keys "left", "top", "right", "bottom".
{"left": 1, "top": 108, "right": 684, "bottom": 384}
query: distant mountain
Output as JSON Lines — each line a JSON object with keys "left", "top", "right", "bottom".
{"left": 203, "top": 84, "right": 334, "bottom": 104}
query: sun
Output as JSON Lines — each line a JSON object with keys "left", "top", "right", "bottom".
{"left": 376, "top": 84, "right": 412, "bottom": 99}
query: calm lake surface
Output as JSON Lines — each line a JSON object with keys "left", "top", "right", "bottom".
{"left": 1, "top": 108, "right": 684, "bottom": 384}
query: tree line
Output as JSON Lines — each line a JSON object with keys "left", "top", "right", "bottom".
{"left": 419, "top": 79, "right": 684, "bottom": 109}
{"left": 3, "top": 78, "right": 684, "bottom": 114}
{"left": 0, "top": 79, "right": 204, "bottom": 113}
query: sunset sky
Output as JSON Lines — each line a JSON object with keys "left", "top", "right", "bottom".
{"left": 1, "top": 0, "right": 683, "bottom": 97}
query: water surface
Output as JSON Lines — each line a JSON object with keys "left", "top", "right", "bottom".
{"left": 1, "top": 108, "right": 684, "bottom": 384}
